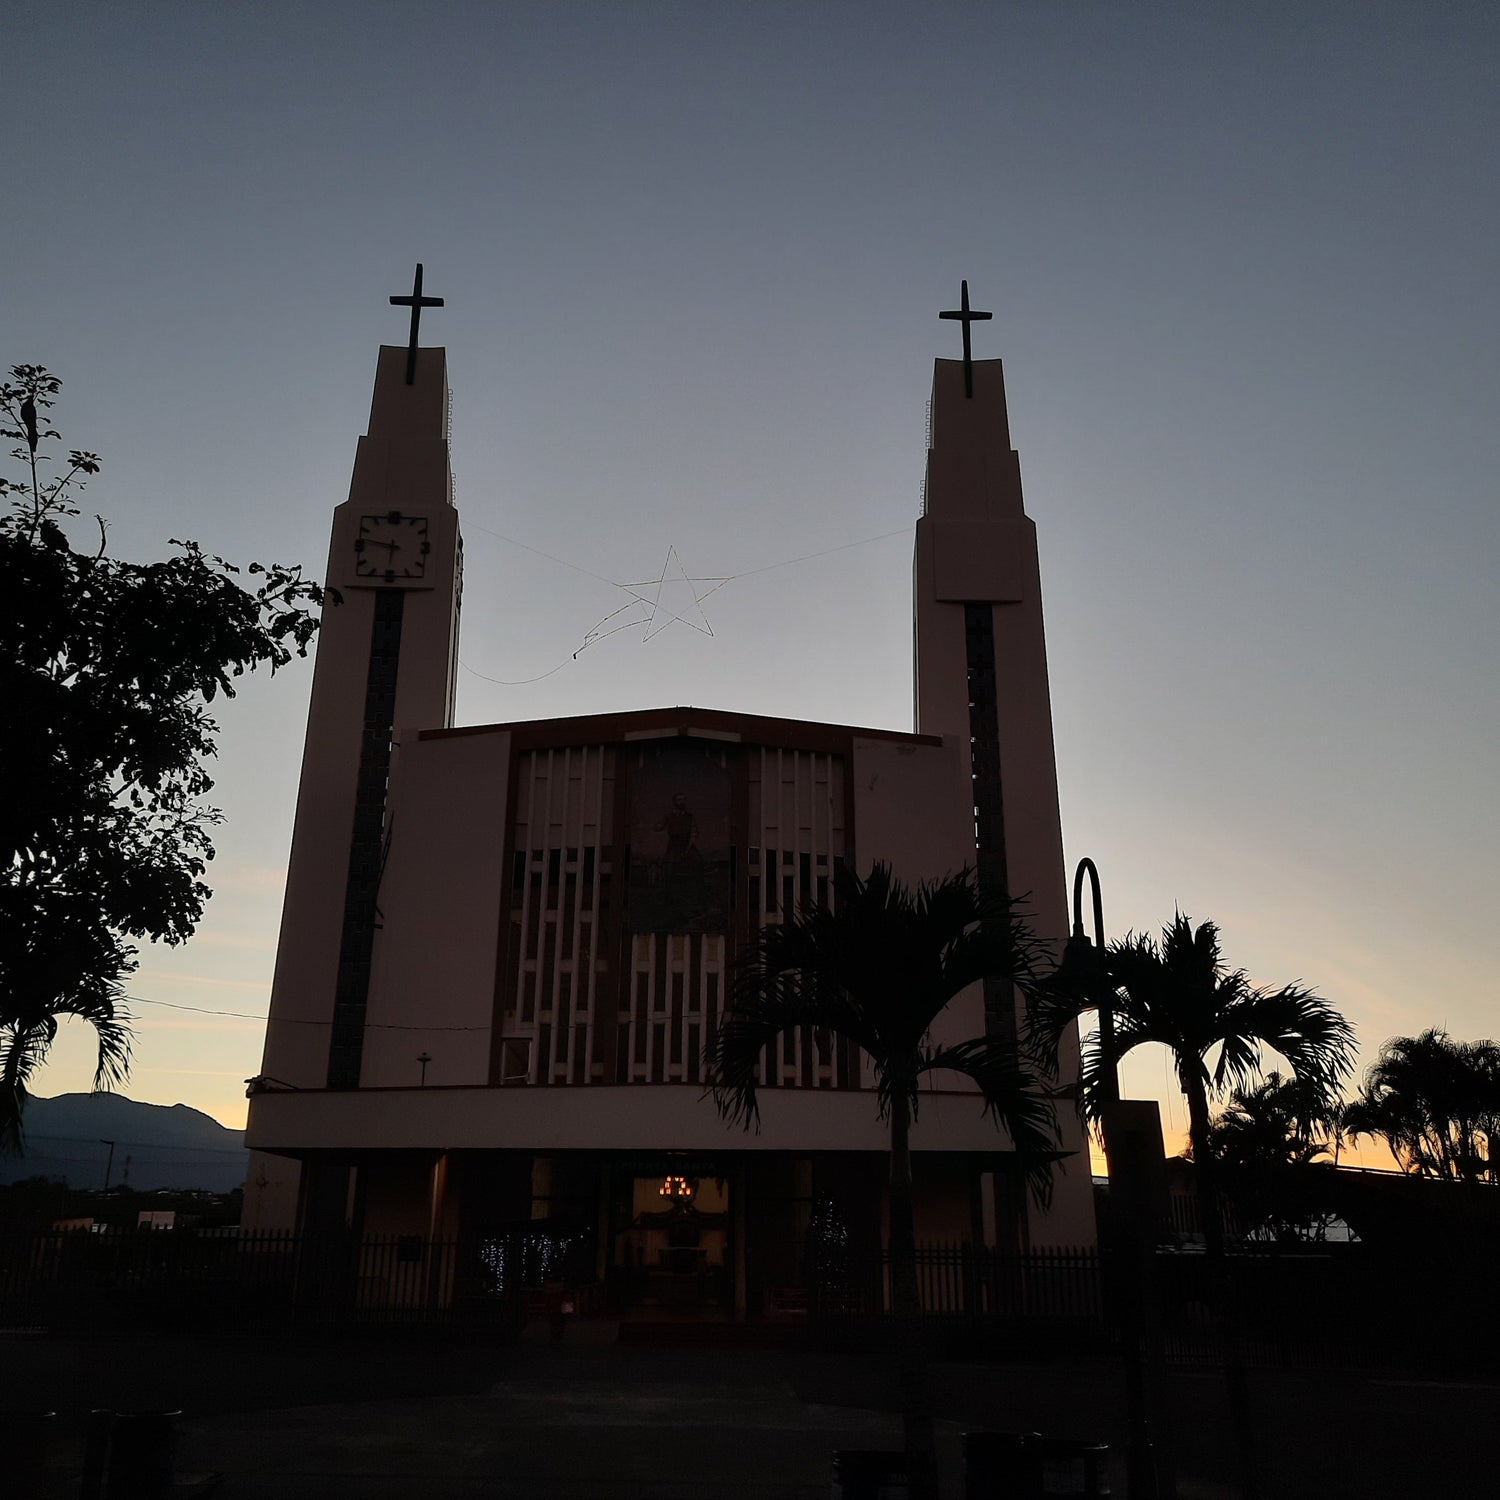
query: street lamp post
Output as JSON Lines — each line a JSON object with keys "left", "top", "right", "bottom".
{"left": 1066, "top": 858, "right": 1118, "bottom": 1105}
{"left": 1059, "top": 857, "right": 1172, "bottom": 1500}
{"left": 99, "top": 1139, "right": 116, "bottom": 1192}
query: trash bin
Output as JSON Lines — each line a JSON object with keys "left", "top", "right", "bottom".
{"left": 105, "top": 1409, "right": 181, "bottom": 1500}
{"left": 81, "top": 1408, "right": 114, "bottom": 1500}
{"left": 965, "top": 1431, "right": 1042, "bottom": 1499}
{"left": 832, "top": 1448, "right": 910, "bottom": 1498}
{"left": 1032, "top": 1436, "right": 1109, "bottom": 1497}
{"left": 5, "top": 1410, "right": 56, "bottom": 1499}
{"left": 964, "top": 1430, "right": 1110, "bottom": 1499}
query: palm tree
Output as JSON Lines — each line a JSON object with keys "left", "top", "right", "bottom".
{"left": 0, "top": 935, "right": 136, "bottom": 1163}
{"left": 0, "top": 918, "right": 133, "bottom": 1153}
{"left": 1035, "top": 913, "right": 1355, "bottom": 1254}
{"left": 707, "top": 862, "right": 1062, "bottom": 1500}
{"left": 1204, "top": 1072, "right": 1345, "bottom": 1241}
{"left": 1344, "top": 1029, "right": 1500, "bottom": 1182}
{"left": 1032, "top": 912, "right": 1354, "bottom": 1500}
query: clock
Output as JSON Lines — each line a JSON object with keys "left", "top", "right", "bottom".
{"left": 355, "top": 511, "right": 430, "bottom": 581}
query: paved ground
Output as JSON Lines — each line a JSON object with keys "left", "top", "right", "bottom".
{"left": 5, "top": 1319, "right": 1492, "bottom": 1497}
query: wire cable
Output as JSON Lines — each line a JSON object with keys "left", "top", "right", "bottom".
{"left": 126, "top": 993, "right": 489, "bottom": 1033}
{"left": 459, "top": 524, "right": 907, "bottom": 685}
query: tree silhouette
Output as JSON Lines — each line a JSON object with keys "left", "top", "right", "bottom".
{"left": 708, "top": 862, "right": 1061, "bottom": 1500}
{"left": 1033, "top": 913, "right": 1355, "bottom": 1249}
{"left": 1203, "top": 1071, "right": 1345, "bottom": 1241}
{"left": 0, "top": 365, "right": 327, "bottom": 1150}
{"left": 1344, "top": 1029, "right": 1500, "bottom": 1182}
{"left": 1032, "top": 911, "right": 1355, "bottom": 1500}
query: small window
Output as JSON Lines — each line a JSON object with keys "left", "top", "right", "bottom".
{"left": 499, "top": 1037, "right": 533, "bottom": 1085}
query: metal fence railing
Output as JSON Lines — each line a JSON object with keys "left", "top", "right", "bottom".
{"left": 787, "top": 1242, "right": 1104, "bottom": 1327}
{"left": 3, "top": 1227, "right": 1491, "bottom": 1376}
{"left": 0, "top": 1228, "right": 567, "bottom": 1334}
{"left": 847, "top": 1240, "right": 1497, "bottom": 1377}
{"left": 875, "top": 1243, "right": 1103, "bottom": 1322}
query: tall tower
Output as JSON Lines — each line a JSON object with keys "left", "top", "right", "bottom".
{"left": 913, "top": 327, "right": 1069, "bottom": 1035}
{"left": 258, "top": 337, "right": 463, "bottom": 1093}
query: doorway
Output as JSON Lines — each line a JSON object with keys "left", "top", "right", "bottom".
{"left": 612, "top": 1172, "right": 732, "bottom": 1317}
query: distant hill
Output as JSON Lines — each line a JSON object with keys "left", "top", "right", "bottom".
{"left": 1, "top": 1093, "right": 249, "bottom": 1192}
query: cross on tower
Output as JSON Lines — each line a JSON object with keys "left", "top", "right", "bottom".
{"left": 389, "top": 263, "right": 445, "bottom": 386}
{"left": 939, "top": 279, "right": 993, "bottom": 399}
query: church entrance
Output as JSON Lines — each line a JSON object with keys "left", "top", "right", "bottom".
{"left": 611, "top": 1170, "right": 733, "bottom": 1318}
{"left": 452, "top": 1149, "right": 893, "bottom": 1325}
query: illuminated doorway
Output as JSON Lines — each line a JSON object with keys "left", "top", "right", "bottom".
{"left": 614, "top": 1172, "right": 731, "bottom": 1315}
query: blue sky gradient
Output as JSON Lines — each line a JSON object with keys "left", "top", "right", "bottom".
{"left": 10, "top": 3, "right": 1497, "bottom": 1154}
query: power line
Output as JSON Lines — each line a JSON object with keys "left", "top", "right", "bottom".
{"left": 13, "top": 1133, "right": 247, "bottom": 1157}
{"left": 126, "top": 993, "right": 489, "bottom": 1033}
{"left": 134, "top": 524, "right": 914, "bottom": 1022}
{"left": 459, "top": 523, "right": 907, "bottom": 685}
{"left": 126, "top": 994, "right": 267, "bottom": 1021}
{"left": 731, "top": 527, "right": 909, "bottom": 578}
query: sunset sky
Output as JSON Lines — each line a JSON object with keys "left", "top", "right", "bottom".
{"left": 11, "top": 3, "right": 1496, "bottom": 1169}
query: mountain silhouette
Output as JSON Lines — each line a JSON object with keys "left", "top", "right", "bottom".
{"left": 2, "top": 1093, "right": 248, "bottom": 1192}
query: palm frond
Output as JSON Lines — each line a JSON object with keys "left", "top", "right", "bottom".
{"left": 1020, "top": 978, "right": 1084, "bottom": 1079}
{"left": 1032, "top": 910, "right": 1357, "bottom": 1145}
{"left": 0, "top": 980, "right": 132, "bottom": 1155}
{"left": 708, "top": 957, "right": 873, "bottom": 1128}
{"left": 709, "top": 859, "right": 1061, "bottom": 1223}
{"left": 1212, "top": 984, "right": 1355, "bottom": 1097}
{"left": 921, "top": 1037, "right": 1060, "bottom": 1205}
{"left": 0, "top": 1016, "right": 58, "bottom": 1154}
{"left": 1345, "top": 1028, "right": 1500, "bottom": 1180}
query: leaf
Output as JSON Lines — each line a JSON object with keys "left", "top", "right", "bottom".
{"left": 2, "top": 364, "right": 325, "bottom": 1120}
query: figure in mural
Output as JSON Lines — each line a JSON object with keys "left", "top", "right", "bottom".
{"left": 628, "top": 747, "right": 730, "bottom": 934}
{"left": 656, "top": 792, "right": 702, "bottom": 867}
{"left": 647, "top": 789, "right": 715, "bottom": 927}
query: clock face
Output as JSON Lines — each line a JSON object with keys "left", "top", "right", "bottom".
{"left": 355, "top": 511, "right": 430, "bottom": 581}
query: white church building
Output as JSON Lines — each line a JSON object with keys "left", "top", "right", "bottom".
{"left": 243, "top": 289, "right": 1095, "bottom": 1319}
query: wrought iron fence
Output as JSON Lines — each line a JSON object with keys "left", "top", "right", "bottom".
{"left": 857, "top": 1241, "right": 1496, "bottom": 1376}
{"left": 913, "top": 1243, "right": 1101, "bottom": 1321}
{"left": 837, "top": 1243, "right": 1104, "bottom": 1323}
{"left": 0, "top": 1228, "right": 582, "bottom": 1334}
{"left": 3, "top": 1226, "right": 1489, "bottom": 1375}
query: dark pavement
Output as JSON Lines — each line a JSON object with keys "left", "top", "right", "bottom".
{"left": 4, "top": 1319, "right": 1490, "bottom": 1497}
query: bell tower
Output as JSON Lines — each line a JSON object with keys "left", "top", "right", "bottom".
{"left": 914, "top": 286, "right": 1068, "bottom": 1036}
{"left": 259, "top": 273, "right": 463, "bottom": 1092}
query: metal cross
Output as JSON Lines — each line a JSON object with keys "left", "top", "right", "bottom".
{"left": 939, "top": 279, "right": 993, "bottom": 398}
{"left": 390, "top": 263, "right": 445, "bottom": 385}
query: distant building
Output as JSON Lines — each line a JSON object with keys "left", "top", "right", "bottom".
{"left": 245, "top": 314, "right": 1094, "bottom": 1318}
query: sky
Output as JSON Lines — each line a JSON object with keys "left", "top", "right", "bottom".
{"left": 9, "top": 2, "right": 1497, "bottom": 1167}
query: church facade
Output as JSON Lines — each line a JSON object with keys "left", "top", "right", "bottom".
{"left": 244, "top": 318, "right": 1094, "bottom": 1319}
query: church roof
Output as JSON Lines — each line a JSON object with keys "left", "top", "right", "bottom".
{"left": 420, "top": 704, "right": 941, "bottom": 754}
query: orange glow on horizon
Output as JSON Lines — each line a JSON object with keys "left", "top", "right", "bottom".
{"left": 1089, "top": 1117, "right": 1404, "bottom": 1178}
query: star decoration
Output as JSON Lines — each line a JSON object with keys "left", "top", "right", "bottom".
{"left": 621, "top": 545, "right": 730, "bottom": 641}
{"left": 577, "top": 547, "right": 729, "bottom": 655}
